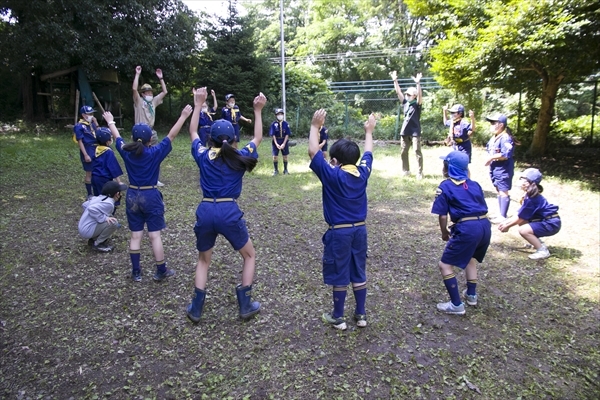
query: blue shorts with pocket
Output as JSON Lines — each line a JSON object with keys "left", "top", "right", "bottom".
{"left": 530, "top": 217, "right": 561, "bottom": 238}
{"left": 490, "top": 166, "right": 513, "bottom": 192}
{"left": 441, "top": 219, "right": 491, "bottom": 269}
{"left": 322, "top": 225, "right": 367, "bottom": 286}
{"left": 194, "top": 201, "right": 249, "bottom": 252}
{"left": 125, "top": 188, "right": 165, "bottom": 232}
{"left": 272, "top": 140, "right": 290, "bottom": 156}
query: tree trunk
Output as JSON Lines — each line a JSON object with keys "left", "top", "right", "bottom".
{"left": 529, "top": 74, "right": 563, "bottom": 156}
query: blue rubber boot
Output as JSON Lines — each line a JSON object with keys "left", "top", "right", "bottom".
{"left": 235, "top": 284, "right": 261, "bottom": 319}
{"left": 186, "top": 287, "right": 206, "bottom": 323}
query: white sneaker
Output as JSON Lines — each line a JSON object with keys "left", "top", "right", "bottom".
{"left": 156, "top": 181, "right": 165, "bottom": 187}
{"left": 416, "top": 173, "right": 423, "bottom": 180}
{"left": 436, "top": 301, "right": 465, "bottom": 315}
{"left": 528, "top": 246, "right": 550, "bottom": 260}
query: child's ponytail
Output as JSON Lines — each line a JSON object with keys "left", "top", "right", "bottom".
{"left": 210, "top": 136, "right": 258, "bottom": 172}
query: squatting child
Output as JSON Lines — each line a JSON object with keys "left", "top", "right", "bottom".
{"left": 308, "top": 109, "right": 376, "bottom": 330}
{"left": 498, "top": 168, "right": 561, "bottom": 260}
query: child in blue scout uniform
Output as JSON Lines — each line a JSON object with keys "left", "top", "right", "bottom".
{"left": 431, "top": 151, "right": 492, "bottom": 315}
{"left": 91, "top": 128, "right": 124, "bottom": 198}
{"left": 269, "top": 108, "right": 291, "bottom": 175}
{"left": 485, "top": 113, "right": 516, "bottom": 224}
{"left": 391, "top": 70, "right": 424, "bottom": 179}
{"left": 102, "top": 106, "right": 192, "bottom": 283}
{"left": 186, "top": 87, "right": 267, "bottom": 323}
{"left": 498, "top": 168, "right": 561, "bottom": 260}
{"left": 319, "top": 125, "right": 329, "bottom": 159}
{"left": 73, "top": 105, "right": 99, "bottom": 199}
{"left": 308, "top": 109, "right": 376, "bottom": 331}
{"left": 221, "top": 94, "right": 252, "bottom": 144}
{"left": 442, "top": 104, "right": 476, "bottom": 161}
{"left": 198, "top": 89, "right": 218, "bottom": 146}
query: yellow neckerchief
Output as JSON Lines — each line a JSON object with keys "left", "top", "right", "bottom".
{"left": 228, "top": 105, "right": 237, "bottom": 122}
{"left": 95, "top": 145, "right": 111, "bottom": 158}
{"left": 449, "top": 178, "right": 466, "bottom": 185}
{"left": 205, "top": 110, "right": 213, "bottom": 121}
{"left": 73, "top": 119, "right": 95, "bottom": 143}
{"left": 340, "top": 164, "right": 360, "bottom": 177}
{"left": 208, "top": 147, "right": 221, "bottom": 160}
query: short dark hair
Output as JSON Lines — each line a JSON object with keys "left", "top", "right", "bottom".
{"left": 329, "top": 138, "right": 360, "bottom": 165}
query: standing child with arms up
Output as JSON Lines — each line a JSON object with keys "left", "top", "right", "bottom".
{"left": 309, "top": 109, "right": 376, "bottom": 330}
{"left": 103, "top": 105, "right": 192, "bottom": 283}
{"left": 186, "top": 88, "right": 267, "bottom": 323}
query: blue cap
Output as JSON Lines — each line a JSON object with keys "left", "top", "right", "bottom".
{"left": 132, "top": 123, "right": 153, "bottom": 144}
{"left": 485, "top": 113, "right": 508, "bottom": 126}
{"left": 101, "top": 181, "right": 128, "bottom": 196}
{"left": 225, "top": 94, "right": 235, "bottom": 101}
{"left": 80, "top": 105, "right": 95, "bottom": 115}
{"left": 440, "top": 150, "right": 469, "bottom": 180}
{"left": 521, "top": 168, "right": 542, "bottom": 184}
{"left": 96, "top": 127, "right": 112, "bottom": 144}
{"left": 210, "top": 119, "right": 235, "bottom": 142}
{"left": 449, "top": 104, "right": 464, "bottom": 114}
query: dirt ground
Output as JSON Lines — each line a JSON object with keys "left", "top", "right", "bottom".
{"left": 0, "top": 133, "right": 599, "bottom": 399}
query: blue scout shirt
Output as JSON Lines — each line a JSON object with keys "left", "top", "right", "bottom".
{"left": 310, "top": 150, "right": 373, "bottom": 225}
{"left": 319, "top": 126, "right": 328, "bottom": 143}
{"left": 198, "top": 108, "right": 215, "bottom": 146}
{"left": 400, "top": 100, "right": 421, "bottom": 137}
{"left": 74, "top": 120, "right": 98, "bottom": 146}
{"left": 221, "top": 105, "right": 243, "bottom": 125}
{"left": 191, "top": 139, "right": 258, "bottom": 199}
{"left": 431, "top": 178, "right": 488, "bottom": 223}
{"left": 517, "top": 194, "right": 559, "bottom": 221}
{"left": 92, "top": 146, "right": 123, "bottom": 181}
{"left": 269, "top": 120, "right": 291, "bottom": 143}
{"left": 445, "top": 119, "right": 472, "bottom": 156}
{"left": 486, "top": 131, "right": 514, "bottom": 173}
{"left": 115, "top": 137, "right": 172, "bottom": 186}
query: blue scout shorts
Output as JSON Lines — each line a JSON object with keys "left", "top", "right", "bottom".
{"left": 80, "top": 146, "right": 95, "bottom": 172}
{"left": 490, "top": 166, "right": 513, "bottom": 192}
{"left": 125, "top": 188, "right": 165, "bottom": 232}
{"left": 322, "top": 225, "right": 367, "bottom": 286}
{"left": 441, "top": 219, "right": 491, "bottom": 269}
{"left": 194, "top": 201, "right": 249, "bottom": 252}
{"left": 272, "top": 140, "right": 290, "bottom": 156}
{"left": 530, "top": 216, "right": 561, "bottom": 238}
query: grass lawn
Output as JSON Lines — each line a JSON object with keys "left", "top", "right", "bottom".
{"left": 0, "top": 128, "right": 598, "bottom": 399}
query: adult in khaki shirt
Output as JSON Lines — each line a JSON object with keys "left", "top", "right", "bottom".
{"left": 132, "top": 65, "right": 168, "bottom": 185}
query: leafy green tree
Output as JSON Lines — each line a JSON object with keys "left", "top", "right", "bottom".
{"left": 0, "top": 0, "right": 199, "bottom": 120}
{"left": 406, "top": 0, "right": 600, "bottom": 155}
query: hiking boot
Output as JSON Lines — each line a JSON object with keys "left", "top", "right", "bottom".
{"left": 322, "top": 312, "right": 347, "bottom": 330}
{"left": 436, "top": 301, "right": 465, "bottom": 315}
{"left": 87, "top": 238, "right": 94, "bottom": 247}
{"left": 462, "top": 289, "right": 478, "bottom": 306}
{"left": 353, "top": 313, "right": 367, "bottom": 328}
{"left": 131, "top": 269, "right": 142, "bottom": 282}
{"left": 272, "top": 170, "right": 279, "bottom": 176}
{"left": 92, "top": 241, "right": 113, "bottom": 252}
{"left": 153, "top": 268, "right": 175, "bottom": 282}
{"left": 529, "top": 246, "right": 551, "bottom": 260}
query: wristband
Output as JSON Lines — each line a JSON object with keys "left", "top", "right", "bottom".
{"left": 108, "top": 121, "right": 116, "bottom": 125}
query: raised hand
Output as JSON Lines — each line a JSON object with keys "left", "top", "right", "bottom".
{"left": 412, "top": 72, "right": 422, "bottom": 83}
{"left": 390, "top": 71, "right": 397, "bottom": 81}
{"left": 194, "top": 87, "right": 207, "bottom": 106}
{"left": 181, "top": 104, "right": 193, "bottom": 119}
{"left": 253, "top": 92, "right": 267, "bottom": 111}
{"left": 135, "top": 66, "right": 142, "bottom": 75}
{"left": 312, "top": 109, "right": 326, "bottom": 127}
{"left": 156, "top": 69, "right": 163, "bottom": 80}
{"left": 364, "top": 113, "right": 376, "bottom": 133}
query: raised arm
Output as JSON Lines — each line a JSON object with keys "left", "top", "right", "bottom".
{"left": 103, "top": 112, "right": 122, "bottom": 141}
{"left": 442, "top": 105, "right": 449, "bottom": 124}
{"left": 390, "top": 70, "right": 404, "bottom": 103}
{"left": 166, "top": 105, "right": 193, "bottom": 142}
{"left": 250, "top": 92, "right": 267, "bottom": 147}
{"left": 155, "top": 69, "right": 168, "bottom": 101}
{"left": 132, "top": 66, "right": 142, "bottom": 103}
{"left": 309, "top": 109, "right": 326, "bottom": 159}
{"left": 468, "top": 109, "right": 476, "bottom": 135}
{"left": 363, "top": 113, "right": 376, "bottom": 154}
{"left": 190, "top": 87, "right": 208, "bottom": 143}
{"left": 414, "top": 72, "right": 423, "bottom": 105}
{"left": 210, "top": 89, "right": 217, "bottom": 110}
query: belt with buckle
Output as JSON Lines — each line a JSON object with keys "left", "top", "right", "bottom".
{"left": 202, "top": 198, "right": 236, "bottom": 203}
{"left": 329, "top": 221, "right": 366, "bottom": 229}
{"left": 530, "top": 213, "right": 559, "bottom": 222}
{"left": 129, "top": 185, "right": 157, "bottom": 190}
{"left": 456, "top": 214, "right": 488, "bottom": 223}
